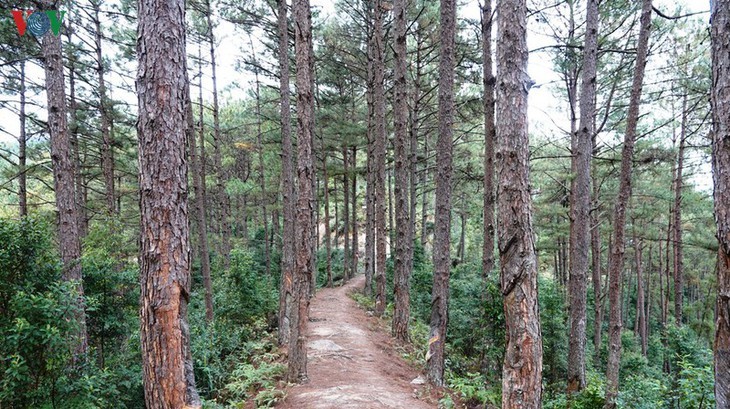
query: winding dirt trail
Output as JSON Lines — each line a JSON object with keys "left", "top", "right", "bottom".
{"left": 277, "top": 274, "right": 437, "bottom": 409}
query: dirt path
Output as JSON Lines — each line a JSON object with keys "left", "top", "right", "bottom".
{"left": 277, "top": 275, "right": 437, "bottom": 409}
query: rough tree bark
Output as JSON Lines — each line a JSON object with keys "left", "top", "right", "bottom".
{"left": 364, "top": 0, "right": 375, "bottom": 296}
{"left": 567, "top": 0, "right": 599, "bottom": 395}
{"left": 373, "top": 0, "right": 387, "bottom": 317}
{"left": 41, "top": 11, "right": 88, "bottom": 359}
{"left": 482, "top": 0, "right": 496, "bottom": 284}
{"left": 604, "top": 1, "right": 652, "bottom": 407}
{"left": 426, "top": 0, "right": 455, "bottom": 387}
{"left": 392, "top": 0, "right": 412, "bottom": 343}
{"left": 136, "top": 0, "right": 201, "bottom": 404}
{"left": 710, "top": 1, "right": 730, "bottom": 405}
{"left": 496, "top": 0, "right": 543, "bottom": 406}
{"left": 278, "top": 0, "right": 295, "bottom": 347}
{"left": 287, "top": 0, "right": 315, "bottom": 383}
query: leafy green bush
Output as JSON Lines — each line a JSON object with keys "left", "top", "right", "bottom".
{"left": 0, "top": 218, "right": 84, "bottom": 407}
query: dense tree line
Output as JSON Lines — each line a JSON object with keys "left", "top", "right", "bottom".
{"left": 0, "top": 0, "right": 729, "bottom": 408}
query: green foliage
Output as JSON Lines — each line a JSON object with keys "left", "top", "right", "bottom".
{"left": 216, "top": 249, "right": 278, "bottom": 326}
{"left": 544, "top": 373, "right": 606, "bottom": 409}
{"left": 223, "top": 360, "right": 286, "bottom": 406}
{"left": 0, "top": 218, "right": 85, "bottom": 407}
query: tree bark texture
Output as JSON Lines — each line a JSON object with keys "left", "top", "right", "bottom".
{"left": 567, "top": 0, "right": 599, "bottom": 395}
{"left": 392, "top": 0, "right": 412, "bottom": 343}
{"left": 278, "top": 0, "right": 295, "bottom": 347}
{"left": 496, "top": 0, "right": 543, "bottom": 406}
{"left": 136, "top": 0, "right": 201, "bottom": 405}
{"left": 482, "top": 0, "right": 496, "bottom": 282}
{"left": 604, "top": 1, "right": 652, "bottom": 407}
{"left": 373, "top": 0, "right": 387, "bottom": 317}
{"left": 287, "top": 0, "right": 314, "bottom": 383}
{"left": 426, "top": 0, "right": 455, "bottom": 387}
{"left": 42, "top": 17, "right": 88, "bottom": 359}
{"left": 711, "top": 1, "right": 730, "bottom": 405}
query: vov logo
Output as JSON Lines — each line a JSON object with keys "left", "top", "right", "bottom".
{"left": 11, "top": 8, "right": 66, "bottom": 37}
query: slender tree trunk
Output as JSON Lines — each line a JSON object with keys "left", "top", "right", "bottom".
{"left": 373, "top": 0, "right": 387, "bottom": 317}
{"left": 388, "top": 168, "right": 395, "bottom": 246}
{"left": 480, "top": 0, "right": 496, "bottom": 378}
{"left": 137, "top": 0, "right": 200, "bottom": 404}
{"left": 205, "top": 4, "right": 231, "bottom": 269}
{"left": 711, "top": 2, "right": 730, "bottom": 405}
{"left": 253, "top": 61, "right": 270, "bottom": 276}
{"left": 42, "top": 14, "right": 88, "bottom": 360}
{"left": 277, "top": 0, "right": 295, "bottom": 346}
{"left": 392, "top": 0, "right": 412, "bottom": 343}
{"left": 343, "top": 146, "right": 351, "bottom": 281}
{"left": 673, "top": 94, "right": 687, "bottom": 325}
{"left": 592, "top": 167, "right": 604, "bottom": 362}
{"left": 496, "top": 0, "right": 543, "bottom": 405}
{"left": 420, "top": 137, "right": 429, "bottom": 247}
{"left": 365, "top": 3, "right": 375, "bottom": 296}
{"left": 426, "top": 0, "right": 456, "bottom": 387}
{"left": 324, "top": 154, "right": 333, "bottom": 287}
{"left": 604, "top": 2, "right": 652, "bottom": 407}
{"left": 189, "top": 89, "right": 214, "bottom": 324}
{"left": 65, "top": 34, "right": 88, "bottom": 238}
{"left": 287, "top": 0, "right": 314, "bottom": 383}
{"left": 482, "top": 0, "right": 496, "bottom": 281}
{"left": 351, "top": 146, "right": 359, "bottom": 276}
{"left": 634, "top": 234, "right": 647, "bottom": 356}
{"left": 567, "top": 0, "right": 599, "bottom": 395}
{"left": 94, "top": 1, "right": 116, "bottom": 215}
{"left": 18, "top": 60, "right": 27, "bottom": 217}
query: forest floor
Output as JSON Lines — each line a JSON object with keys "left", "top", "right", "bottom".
{"left": 276, "top": 274, "right": 440, "bottom": 409}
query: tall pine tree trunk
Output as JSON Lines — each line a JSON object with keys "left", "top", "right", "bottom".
{"left": 496, "top": 0, "right": 543, "bottom": 405}
{"left": 604, "top": 2, "right": 652, "bottom": 407}
{"left": 673, "top": 93, "right": 687, "bottom": 325}
{"left": 392, "top": 0, "right": 413, "bottom": 343}
{"left": 94, "top": 1, "right": 116, "bottom": 215}
{"left": 189, "top": 87, "right": 214, "bottom": 324}
{"left": 324, "top": 154, "right": 333, "bottom": 287}
{"left": 373, "top": 0, "right": 387, "bottom": 317}
{"left": 482, "top": 0, "right": 496, "bottom": 283}
{"left": 206, "top": 4, "right": 231, "bottom": 269}
{"left": 287, "top": 0, "right": 315, "bottom": 383}
{"left": 351, "top": 146, "right": 359, "bottom": 277}
{"left": 42, "top": 14, "right": 88, "bottom": 360}
{"left": 426, "top": 0, "right": 456, "bottom": 386}
{"left": 710, "top": 1, "right": 730, "bottom": 405}
{"left": 343, "top": 146, "right": 351, "bottom": 281}
{"left": 278, "top": 0, "right": 295, "bottom": 348}
{"left": 567, "top": 0, "right": 599, "bottom": 395}
{"left": 137, "top": 0, "right": 200, "bottom": 404}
